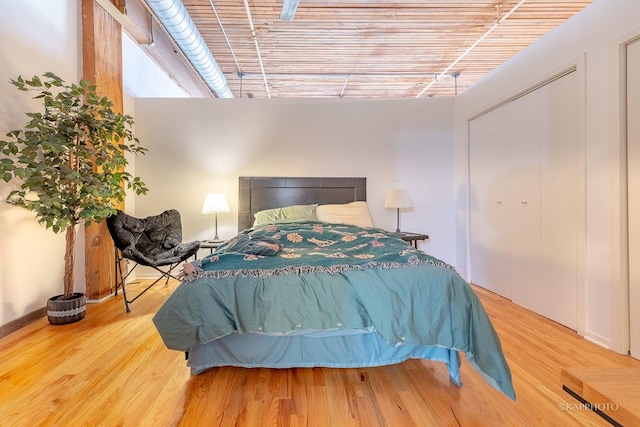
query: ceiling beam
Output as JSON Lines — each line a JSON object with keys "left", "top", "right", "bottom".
{"left": 117, "top": 0, "right": 214, "bottom": 98}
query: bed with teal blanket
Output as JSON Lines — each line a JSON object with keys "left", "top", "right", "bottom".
{"left": 152, "top": 220, "right": 516, "bottom": 400}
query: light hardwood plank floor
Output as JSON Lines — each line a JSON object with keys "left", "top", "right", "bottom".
{"left": 0, "top": 280, "right": 638, "bottom": 426}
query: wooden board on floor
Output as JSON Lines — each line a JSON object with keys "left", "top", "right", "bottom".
{"left": 562, "top": 367, "right": 640, "bottom": 426}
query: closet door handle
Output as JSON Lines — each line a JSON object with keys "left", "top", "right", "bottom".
{"left": 496, "top": 200, "right": 502, "bottom": 204}
{"left": 521, "top": 200, "right": 528, "bottom": 205}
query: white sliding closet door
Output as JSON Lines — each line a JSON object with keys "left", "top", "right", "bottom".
{"left": 535, "top": 74, "right": 579, "bottom": 329}
{"left": 508, "top": 89, "right": 542, "bottom": 307}
{"left": 469, "top": 71, "right": 579, "bottom": 330}
{"left": 469, "top": 107, "right": 514, "bottom": 298}
{"left": 627, "top": 38, "right": 640, "bottom": 359}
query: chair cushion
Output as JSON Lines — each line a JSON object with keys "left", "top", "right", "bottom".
{"left": 136, "top": 210, "right": 183, "bottom": 256}
{"left": 107, "top": 209, "right": 200, "bottom": 267}
{"left": 107, "top": 210, "right": 146, "bottom": 248}
{"left": 151, "top": 241, "right": 201, "bottom": 265}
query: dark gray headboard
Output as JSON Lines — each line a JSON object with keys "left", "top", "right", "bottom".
{"left": 238, "top": 177, "right": 367, "bottom": 231}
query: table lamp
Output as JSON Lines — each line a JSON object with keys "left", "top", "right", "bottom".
{"left": 385, "top": 189, "right": 412, "bottom": 233}
{"left": 202, "top": 192, "right": 229, "bottom": 241}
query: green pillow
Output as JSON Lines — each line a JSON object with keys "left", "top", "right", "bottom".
{"left": 253, "top": 204, "right": 318, "bottom": 226}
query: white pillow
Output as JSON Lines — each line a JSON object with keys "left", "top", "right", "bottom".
{"left": 316, "top": 201, "right": 374, "bottom": 228}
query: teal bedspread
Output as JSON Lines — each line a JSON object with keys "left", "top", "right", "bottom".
{"left": 152, "top": 221, "right": 515, "bottom": 400}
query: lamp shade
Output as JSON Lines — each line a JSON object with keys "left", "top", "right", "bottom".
{"left": 202, "top": 193, "right": 229, "bottom": 214}
{"left": 384, "top": 189, "right": 412, "bottom": 209}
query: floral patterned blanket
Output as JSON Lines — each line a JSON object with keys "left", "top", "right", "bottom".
{"left": 183, "top": 221, "right": 453, "bottom": 281}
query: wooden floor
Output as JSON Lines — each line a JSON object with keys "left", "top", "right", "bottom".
{"left": 1, "top": 280, "right": 639, "bottom": 427}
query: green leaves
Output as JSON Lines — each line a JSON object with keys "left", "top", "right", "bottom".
{"left": 0, "top": 72, "right": 148, "bottom": 233}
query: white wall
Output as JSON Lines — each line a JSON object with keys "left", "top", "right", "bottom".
{"left": 0, "top": 0, "right": 82, "bottom": 325}
{"left": 0, "top": 1, "right": 186, "bottom": 327}
{"left": 122, "top": 32, "right": 188, "bottom": 99}
{"left": 133, "top": 97, "right": 456, "bottom": 276}
{"left": 454, "top": 0, "right": 640, "bottom": 352}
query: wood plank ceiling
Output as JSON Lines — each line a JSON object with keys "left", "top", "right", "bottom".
{"left": 179, "top": 0, "right": 593, "bottom": 98}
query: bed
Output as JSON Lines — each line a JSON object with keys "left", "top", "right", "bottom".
{"left": 152, "top": 177, "right": 515, "bottom": 400}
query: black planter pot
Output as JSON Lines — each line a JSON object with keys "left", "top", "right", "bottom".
{"left": 47, "top": 293, "right": 87, "bottom": 325}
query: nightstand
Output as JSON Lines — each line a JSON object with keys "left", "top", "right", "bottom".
{"left": 199, "top": 240, "right": 224, "bottom": 254}
{"left": 391, "top": 232, "right": 429, "bottom": 248}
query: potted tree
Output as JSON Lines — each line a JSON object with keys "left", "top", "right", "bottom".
{"left": 0, "top": 72, "right": 147, "bottom": 324}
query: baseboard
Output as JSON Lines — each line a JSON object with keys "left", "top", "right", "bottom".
{"left": 1, "top": 293, "right": 118, "bottom": 337}
{"left": 584, "top": 333, "right": 612, "bottom": 351}
{"left": 86, "top": 293, "right": 115, "bottom": 304}
{"left": 0, "top": 307, "right": 47, "bottom": 339}
{"left": 133, "top": 273, "right": 164, "bottom": 279}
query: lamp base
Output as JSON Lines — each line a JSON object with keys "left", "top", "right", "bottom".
{"left": 204, "top": 238, "right": 225, "bottom": 244}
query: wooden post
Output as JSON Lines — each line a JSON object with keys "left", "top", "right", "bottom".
{"left": 82, "top": 0, "right": 124, "bottom": 300}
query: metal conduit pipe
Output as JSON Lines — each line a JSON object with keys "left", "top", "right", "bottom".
{"left": 242, "top": 0, "right": 270, "bottom": 98}
{"left": 146, "top": 0, "right": 233, "bottom": 98}
{"left": 415, "top": 0, "right": 527, "bottom": 98}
